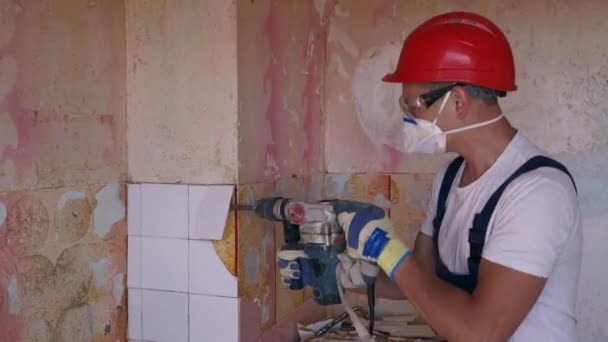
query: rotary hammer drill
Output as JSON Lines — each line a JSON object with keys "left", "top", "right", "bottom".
{"left": 236, "top": 197, "right": 380, "bottom": 331}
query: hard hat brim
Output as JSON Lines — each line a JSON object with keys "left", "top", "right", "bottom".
{"left": 381, "top": 72, "right": 401, "bottom": 83}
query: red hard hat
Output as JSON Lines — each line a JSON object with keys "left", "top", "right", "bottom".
{"left": 383, "top": 12, "right": 517, "bottom": 92}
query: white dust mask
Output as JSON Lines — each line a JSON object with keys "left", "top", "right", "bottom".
{"left": 401, "top": 91, "right": 504, "bottom": 154}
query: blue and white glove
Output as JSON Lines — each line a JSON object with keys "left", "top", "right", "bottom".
{"left": 277, "top": 250, "right": 376, "bottom": 289}
{"left": 337, "top": 206, "right": 412, "bottom": 279}
{"left": 277, "top": 250, "right": 313, "bottom": 288}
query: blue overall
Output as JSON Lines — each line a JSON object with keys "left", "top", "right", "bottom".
{"left": 432, "top": 155, "right": 577, "bottom": 293}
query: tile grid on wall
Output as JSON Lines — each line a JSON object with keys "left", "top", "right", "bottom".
{"left": 127, "top": 183, "right": 238, "bottom": 342}
{"left": 127, "top": 175, "right": 433, "bottom": 341}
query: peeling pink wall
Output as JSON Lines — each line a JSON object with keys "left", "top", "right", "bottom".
{"left": 237, "top": 0, "right": 326, "bottom": 183}
{"left": 125, "top": 0, "right": 326, "bottom": 182}
{"left": 236, "top": 0, "right": 329, "bottom": 339}
{"left": 0, "top": 1, "right": 127, "bottom": 341}
{"left": 0, "top": 0, "right": 126, "bottom": 190}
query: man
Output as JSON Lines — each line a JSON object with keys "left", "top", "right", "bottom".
{"left": 278, "top": 11, "right": 582, "bottom": 341}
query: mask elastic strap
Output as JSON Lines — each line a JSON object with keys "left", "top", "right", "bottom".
{"left": 432, "top": 90, "right": 452, "bottom": 125}
{"left": 443, "top": 113, "right": 505, "bottom": 135}
{"left": 416, "top": 113, "right": 505, "bottom": 148}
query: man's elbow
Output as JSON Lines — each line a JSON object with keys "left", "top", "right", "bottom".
{"left": 466, "top": 333, "right": 508, "bottom": 342}
{"left": 455, "top": 324, "right": 511, "bottom": 342}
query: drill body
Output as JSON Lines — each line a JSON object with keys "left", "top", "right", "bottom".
{"left": 249, "top": 197, "right": 373, "bottom": 305}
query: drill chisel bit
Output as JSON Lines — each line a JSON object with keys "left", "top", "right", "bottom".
{"left": 231, "top": 204, "right": 254, "bottom": 211}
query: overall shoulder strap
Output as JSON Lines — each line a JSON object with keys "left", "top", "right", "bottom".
{"left": 467, "top": 155, "right": 577, "bottom": 278}
{"left": 433, "top": 156, "right": 465, "bottom": 235}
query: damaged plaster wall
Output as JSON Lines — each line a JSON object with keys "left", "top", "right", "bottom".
{"left": 126, "top": 0, "right": 239, "bottom": 184}
{"left": 0, "top": 1, "right": 127, "bottom": 341}
{"left": 124, "top": 0, "right": 327, "bottom": 339}
{"left": 124, "top": 0, "right": 332, "bottom": 338}
{"left": 236, "top": 0, "right": 327, "bottom": 340}
{"left": 237, "top": 0, "right": 324, "bottom": 183}
{"left": 323, "top": 1, "right": 608, "bottom": 341}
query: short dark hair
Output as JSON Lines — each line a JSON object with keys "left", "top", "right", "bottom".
{"left": 426, "top": 82, "right": 503, "bottom": 105}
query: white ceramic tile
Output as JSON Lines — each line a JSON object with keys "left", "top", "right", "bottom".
{"left": 141, "top": 184, "right": 188, "bottom": 238}
{"left": 128, "top": 183, "right": 142, "bottom": 236}
{"left": 190, "top": 294, "right": 238, "bottom": 342}
{"left": 188, "top": 185, "right": 234, "bottom": 240}
{"left": 189, "top": 240, "right": 237, "bottom": 297}
{"left": 127, "top": 236, "right": 142, "bottom": 288}
{"left": 142, "top": 237, "right": 188, "bottom": 292}
{"left": 128, "top": 289, "right": 142, "bottom": 340}
{"left": 142, "top": 290, "right": 188, "bottom": 342}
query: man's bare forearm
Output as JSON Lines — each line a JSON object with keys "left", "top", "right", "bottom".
{"left": 391, "top": 254, "right": 546, "bottom": 342}
{"left": 392, "top": 254, "right": 480, "bottom": 340}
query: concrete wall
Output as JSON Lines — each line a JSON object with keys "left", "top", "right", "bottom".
{"left": 323, "top": 1, "right": 608, "bottom": 340}
{"left": 127, "top": 0, "right": 238, "bottom": 184}
{"left": 0, "top": 1, "right": 127, "bottom": 341}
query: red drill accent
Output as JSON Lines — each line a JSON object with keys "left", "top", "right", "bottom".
{"left": 288, "top": 203, "right": 305, "bottom": 224}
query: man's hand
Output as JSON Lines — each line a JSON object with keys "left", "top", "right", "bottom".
{"left": 277, "top": 250, "right": 313, "bottom": 288}
{"left": 337, "top": 206, "right": 412, "bottom": 279}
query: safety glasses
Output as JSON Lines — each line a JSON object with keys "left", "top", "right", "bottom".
{"left": 399, "top": 82, "right": 462, "bottom": 119}
{"left": 419, "top": 83, "right": 462, "bottom": 108}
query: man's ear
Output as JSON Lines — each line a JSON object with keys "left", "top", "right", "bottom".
{"left": 452, "top": 86, "right": 470, "bottom": 119}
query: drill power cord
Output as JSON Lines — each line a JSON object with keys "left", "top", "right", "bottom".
{"left": 336, "top": 267, "right": 375, "bottom": 342}
{"left": 367, "top": 282, "right": 375, "bottom": 334}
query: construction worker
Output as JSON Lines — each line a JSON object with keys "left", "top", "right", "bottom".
{"left": 279, "top": 11, "right": 581, "bottom": 341}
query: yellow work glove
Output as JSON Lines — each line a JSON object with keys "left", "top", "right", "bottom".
{"left": 337, "top": 206, "right": 411, "bottom": 279}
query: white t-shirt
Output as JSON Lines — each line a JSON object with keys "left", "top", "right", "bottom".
{"left": 420, "top": 132, "right": 582, "bottom": 341}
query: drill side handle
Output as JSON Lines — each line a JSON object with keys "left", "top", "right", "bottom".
{"left": 282, "top": 221, "right": 300, "bottom": 248}
{"left": 282, "top": 221, "right": 304, "bottom": 290}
